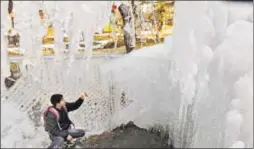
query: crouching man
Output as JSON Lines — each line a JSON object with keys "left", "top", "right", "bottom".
{"left": 43, "top": 92, "right": 88, "bottom": 148}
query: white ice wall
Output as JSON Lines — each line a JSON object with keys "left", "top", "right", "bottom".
{"left": 101, "top": 1, "right": 253, "bottom": 148}
{"left": 1, "top": 1, "right": 113, "bottom": 148}
{"left": 1, "top": 1, "right": 252, "bottom": 148}
{"left": 172, "top": 1, "right": 252, "bottom": 148}
{"left": 1, "top": 101, "right": 49, "bottom": 148}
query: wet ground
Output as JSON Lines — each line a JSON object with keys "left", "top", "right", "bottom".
{"left": 74, "top": 122, "right": 172, "bottom": 148}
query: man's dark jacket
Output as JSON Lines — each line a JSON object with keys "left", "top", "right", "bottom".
{"left": 44, "top": 98, "right": 84, "bottom": 139}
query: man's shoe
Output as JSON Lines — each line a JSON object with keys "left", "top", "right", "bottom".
{"left": 63, "top": 140, "right": 75, "bottom": 148}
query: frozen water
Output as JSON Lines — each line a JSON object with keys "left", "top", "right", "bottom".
{"left": 101, "top": 1, "right": 253, "bottom": 148}
{"left": 1, "top": 101, "right": 49, "bottom": 148}
{"left": 1, "top": 1, "right": 114, "bottom": 148}
{"left": 1, "top": 1, "right": 253, "bottom": 148}
{"left": 231, "top": 141, "right": 245, "bottom": 148}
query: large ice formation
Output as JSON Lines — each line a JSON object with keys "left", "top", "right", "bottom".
{"left": 102, "top": 1, "right": 253, "bottom": 148}
{"left": 1, "top": 1, "right": 253, "bottom": 148}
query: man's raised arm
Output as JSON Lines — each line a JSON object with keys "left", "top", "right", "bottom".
{"left": 65, "top": 92, "right": 88, "bottom": 112}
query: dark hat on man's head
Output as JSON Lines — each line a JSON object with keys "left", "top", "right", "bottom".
{"left": 50, "top": 94, "right": 63, "bottom": 106}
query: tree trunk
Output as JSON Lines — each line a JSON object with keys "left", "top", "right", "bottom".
{"left": 130, "top": 0, "right": 136, "bottom": 52}
{"left": 118, "top": 3, "right": 136, "bottom": 54}
{"left": 131, "top": 0, "right": 138, "bottom": 45}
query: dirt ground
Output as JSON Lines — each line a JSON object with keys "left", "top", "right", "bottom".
{"left": 74, "top": 122, "right": 173, "bottom": 148}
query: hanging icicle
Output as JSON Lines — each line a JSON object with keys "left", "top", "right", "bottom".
{"left": 41, "top": 3, "right": 55, "bottom": 56}
{"left": 77, "top": 31, "right": 86, "bottom": 52}
{"left": 5, "top": 0, "right": 23, "bottom": 57}
{"left": 62, "top": 12, "right": 74, "bottom": 53}
{"left": 63, "top": 33, "right": 70, "bottom": 51}
{"left": 138, "top": 4, "right": 146, "bottom": 48}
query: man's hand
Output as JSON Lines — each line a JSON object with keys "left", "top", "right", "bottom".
{"left": 80, "top": 92, "right": 88, "bottom": 100}
{"left": 67, "top": 135, "right": 73, "bottom": 141}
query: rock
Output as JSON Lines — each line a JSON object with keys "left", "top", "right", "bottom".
{"left": 76, "top": 121, "right": 172, "bottom": 148}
